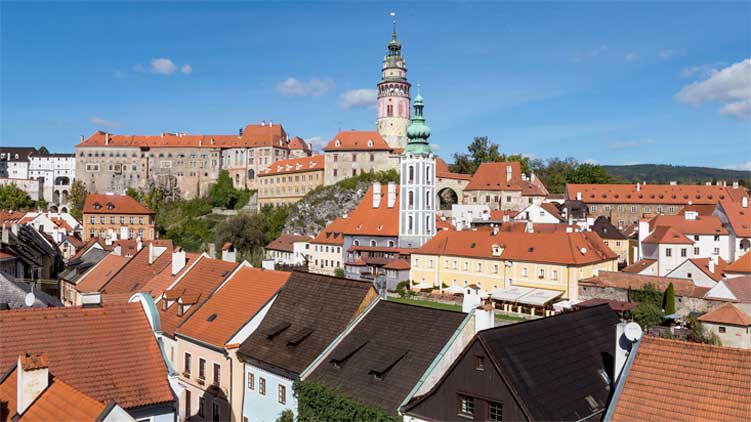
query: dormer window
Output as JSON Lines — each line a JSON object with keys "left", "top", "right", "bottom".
{"left": 367, "top": 139, "right": 374, "bottom": 147}
{"left": 335, "top": 139, "right": 341, "bottom": 147}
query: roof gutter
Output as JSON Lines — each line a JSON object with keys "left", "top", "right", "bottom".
{"left": 603, "top": 338, "right": 642, "bottom": 421}
{"left": 398, "top": 309, "right": 474, "bottom": 415}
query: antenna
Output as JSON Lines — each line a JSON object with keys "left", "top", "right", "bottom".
{"left": 24, "top": 284, "right": 35, "bottom": 307}
{"left": 624, "top": 322, "right": 643, "bottom": 342}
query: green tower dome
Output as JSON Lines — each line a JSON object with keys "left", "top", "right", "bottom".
{"left": 404, "top": 84, "right": 433, "bottom": 155}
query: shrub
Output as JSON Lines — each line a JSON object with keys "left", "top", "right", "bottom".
{"left": 295, "top": 380, "right": 400, "bottom": 422}
{"left": 663, "top": 282, "right": 676, "bottom": 315}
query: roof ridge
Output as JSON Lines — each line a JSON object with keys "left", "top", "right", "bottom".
{"left": 643, "top": 335, "right": 751, "bottom": 354}
{"left": 384, "top": 299, "right": 466, "bottom": 316}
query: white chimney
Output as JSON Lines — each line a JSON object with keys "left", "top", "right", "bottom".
{"left": 221, "top": 243, "right": 237, "bottom": 263}
{"left": 636, "top": 183, "right": 641, "bottom": 192}
{"left": 387, "top": 182, "right": 396, "bottom": 208}
{"left": 269, "top": 120, "right": 273, "bottom": 127}
{"left": 80, "top": 291, "right": 102, "bottom": 307}
{"left": 105, "top": 133, "right": 110, "bottom": 145}
{"left": 709, "top": 259, "right": 715, "bottom": 274}
{"left": 17, "top": 353, "right": 49, "bottom": 416}
{"left": 474, "top": 298, "right": 495, "bottom": 333}
{"left": 733, "top": 181, "right": 739, "bottom": 188}
{"left": 113, "top": 245, "right": 122, "bottom": 256}
{"left": 506, "top": 165, "right": 513, "bottom": 182}
{"left": 372, "top": 182, "right": 382, "bottom": 208}
{"left": 638, "top": 220, "right": 650, "bottom": 244}
{"left": 136, "top": 237, "right": 143, "bottom": 252}
{"left": 576, "top": 191, "right": 582, "bottom": 201}
{"left": 743, "top": 197, "right": 748, "bottom": 208}
{"left": 172, "top": 248, "right": 186, "bottom": 275}
{"left": 669, "top": 181, "right": 677, "bottom": 186}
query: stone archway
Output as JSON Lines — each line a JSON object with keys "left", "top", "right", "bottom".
{"left": 53, "top": 190, "right": 60, "bottom": 205}
{"left": 437, "top": 187, "right": 459, "bottom": 210}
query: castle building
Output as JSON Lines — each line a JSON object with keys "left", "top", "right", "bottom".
{"left": 376, "top": 16, "right": 411, "bottom": 149}
{"left": 399, "top": 87, "right": 436, "bottom": 249}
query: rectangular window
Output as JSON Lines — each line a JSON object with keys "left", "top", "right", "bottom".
{"left": 198, "top": 397, "right": 205, "bottom": 417}
{"left": 110, "top": 216, "right": 115, "bottom": 224}
{"left": 714, "top": 235, "right": 720, "bottom": 241}
{"left": 184, "top": 353, "right": 191, "bottom": 375}
{"left": 631, "top": 206, "right": 637, "bottom": 213}
{"left": 458, "top": 395, "right": 474, "bottom": 418}
{"left": 694, "top": 247, "right": 700, "bottom": 255}
{"left": 488, "top": 401, "right": 503, "bottom": 421}
{"left": 139, "top": 216, "right": 144, "bottom": 224}
{"left": 590, "top": 205, "right": 597, "bottom": 212}
{"left": 644, "top": 206, "right": 651, "bottom": 213}
{"left": 719, "top": 326, "right": 726, "bottom": 333}
{"left": 90, "top": 216, "right": 95, "bottom": 224}
{"left": 120, "top": 216, "right": 125, "bottom": 224}
{"left": 713, "top": 247, "right": 720, "bottom": 255}
{"left": 100, "top": 216, "right": 106, "bottom": 224}
{"left": 278, "top": 384, "right": 287, "bottom": 405}
{"left": 694, "top": 235, "right": 700, "bottom": 241}
{"left": 259, "top": 377, "right": 266, "bottom": 395}
{"left": 199, "top": 358, "right": 206, "bottom": 380}
{"left": 538, "top": 268, "right": 545, "bottom": 278}
{"left": 666, "top": 248, "right": 672, "bottom": 257}
{"left": 213, "top": 363, "right": 221, "bottom": 385}
{"left": 522, "top": 267, "right": 528, "bottom": 277}
{"left": 681, "top": 248, "right": 687, "bottom": 257}
{"left": 475, "top": 355, "right": 484, "bottom": 371}
{"left": 130, "top": 216, "right": 135, "bottom": 224}
{"left": 248, "top": 373, "right": 255, "bottom": 390}
{"left": 552, "top": 270, "right": 558, "bottom": 281}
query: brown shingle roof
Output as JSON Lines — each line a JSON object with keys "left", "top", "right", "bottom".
{"left": 0, "top": 304, "right": 174, "bottom": 409}
{"left": 622, "top": 259, "right": 657, "bottom": 273}
{"left": 580, "top": 271, "right": 708, "bottom": 298}
{"left": 610, "top": 336, "right": 751, "bottom": 422}
{"left": 266, "top": 234, "right": 313, "bottom": 253}
{"left": 237, "top": 272, "right": 377, "bottom": 376}
{"left": 83, "top": 194, "right": 153, "bottom": 215}
{"left": 176, "top": 266, "right": 290, "bottom": 349}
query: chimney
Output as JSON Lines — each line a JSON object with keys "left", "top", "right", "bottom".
{"left": 269, "top": 120, "right": 273, "bottom": 127}
{"left": 113, "top": 245, "right": 122, "bottom": 256}
{"left": 239, "top": 127, "right": 243, "bottom": 136}
{"left": 136, "top": 237, "right": 143, "bottom": 252}
{"left": 614, "top": 323, "right": 641, "bottom": 386}
{"left": 708, "top": 259, "right": 715, "bottom": 274}
{"left": 80, "top": 292, "right": 102, "bottom": 307}
{"left": 576, "top": 191, "right": 582, "bottom": 201}
{"left": 638, "top": 219, "right": 650, "bottom": 245}
{"left": 17, "top": 353, "right": 49, "bottom": 415}
{"left": 221, "top": 243, "right": 237, "bottom": 263}
{"left": 172, "top": 247, "right": 186, "bottom": 275}
{"left": 372, "top": 182, "right": 382, "bottom": 208}
{"left": 706, "top": 181, "right": 711, "bottom": 186}
{"left": 669, "top": 181, "right": 677, "bottom": 186}
{"left": 105, "top": 133, "right": 110, "bottom": 145}
{"left": 474, "top": 298, "right": 495, "bottom": 333}
{"left": 261, "top": 120, "right": 266, "bottom": 126}
{"left": 80, "top": 135, "right": 84, "bottom": 143}
{"left": 733, "top": 181, "right": 739, "bottom": 188}
{"left": 743, "top": 197, "right": 748, "bottom": 208}
{"left": 387, "top": 182, "right": 396, "bottom": 208}
{"left": 636, "top": 183, "right": 641, "bottom": 192}
{"left": 506, "top": 165, "right": 512, "bottom": 182}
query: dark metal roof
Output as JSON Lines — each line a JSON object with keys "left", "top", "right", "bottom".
{"left": 309, "top": 301, "right": 467, "bottom": 414}
{"left": 590, "top": 216, "right": 628, "bottom": 240}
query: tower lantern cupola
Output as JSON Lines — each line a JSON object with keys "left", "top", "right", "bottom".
{"left": 376, "top": 12, "right": 411, "bottom": 149}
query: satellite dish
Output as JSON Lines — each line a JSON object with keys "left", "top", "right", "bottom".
{"left": 624, "top": 322, "right": 643, "bottom": 342}
{"left": 24, "top": 292, "right": 36, "bottom": 307}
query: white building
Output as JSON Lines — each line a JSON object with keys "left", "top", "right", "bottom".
{"left": 28, "top": 151, "right": 76, "bottom": 212}
{"left": 265, "top": 234, "right": 312, "bottom": 266}
{"left": 513, "top": 202, "right": 564, "bottom": 224}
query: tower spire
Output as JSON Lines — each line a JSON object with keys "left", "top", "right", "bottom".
{"left": 391, "top": 11, "right": 397, "bottom": 40}
{"left": 404, "top": 84, "right": 432, "bottom": 155}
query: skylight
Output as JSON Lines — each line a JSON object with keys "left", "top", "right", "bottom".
{"left": 207, "top": 313, "right": 218, "bottom": 322}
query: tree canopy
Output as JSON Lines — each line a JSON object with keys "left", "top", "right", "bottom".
{"left": 0, "top": 183, "right": 34, "bottom": 210}
{"left": 450, "top": 136, "right": 530, "bottom": 174}
{"left": 68, "top": 180, "right": 87, "bottom": 220}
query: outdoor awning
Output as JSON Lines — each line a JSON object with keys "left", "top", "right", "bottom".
{"left": 490, "top": 286, "right": 534, "bottom": 302}
{"left": 412, "top": 281, "right": 434, "bottom": 289}
{"left": 444, "top": 284, "right": 465, "bottom": 294}
{"left": 521, "top": 289, "right": 563, "bottom": 306}
{"left": 553, "top": 299, "right": 582, "bottom": 312}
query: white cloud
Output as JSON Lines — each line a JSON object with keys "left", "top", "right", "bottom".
{"left": 724, "top": 161, "right": 751, "bottom": 171}
{"left": 608, "top": 139, "right": 656, "bottom": 150}
{"left": 680, "top": 62, "right": 726, "bottom": 79}
{"left": 150, "top": 58, "right": 177, "bottom": 75}
{"left": 276, "top": 77, "right": 335, "bottom": 96}
{"left": 625, "top": 52, "right": 639, "bottom": 62}
{"left": 339, "top": 89, "right": 378, "bottom": 109}
{"left": 659, "top": 49, "right": 685, "bottom": 60}
{"left": 430, "top": 143, "right": 441, "bottom": 152}
{"left": 305, "top": 136, "right": 328, "bottom": 150}
{"left": 676, "top": 58, "right": 751, "bottom": 120}
{"left": 180, "top": 64, "right": 192, "bottom": 74}
{"left": 88, "top": 116, "right": 121, "bottom": 130}
{"left": 572, "top": 45, "right": 608, "bottom": 62}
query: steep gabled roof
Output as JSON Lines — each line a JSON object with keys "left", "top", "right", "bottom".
{"left": 708, "top": 276, "right": 751, "bottom": 302}
{"left": 100, "top": 240, "right": 173, "bottom": 296}
{"left": 176, "top": 266, "right": 290, "bottom": 349}
{"left": 725, "top": 251, "right": 751, "bottom": 274}
{"left": 609, "top": 337, "right": 751, "bottom": 422}
{"left": 75, "top": 253, "right": 130, "bottom": 293}
{"left": 642, "top": 225, "right": 693, "bottom": 244}
{"left": 590, "top": 216, "right": 628, "bottom": 239}
{"left": 309, "top": 301, "right": 466, "bottom": 414}
{"left": 718, "top": 199, "right": 751, "bottom": 237}
{"left": 0, "top": 304, "right": 174, "bottom": 409}
{"left": 288, "top": 136, "right": 311, "bottom": 151}
{"left": 464, "top": 162, "right": 548, "bottom": 197}
{"left": 237, "top": 273, "right": 376, "bottom": 376}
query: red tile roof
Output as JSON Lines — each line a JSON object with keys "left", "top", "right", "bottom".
{"left": 339, "top": 184, "right": 400, "bottom": 237}
{"left": 642, "top": 226, "right": 693, "bottom": 244}
{"left": 709, "top": 276, "right": 751, "bottom": 302}
{"left": 687, "top": 257, "right": 727, "bottom": 281}
{"left": 266, "top": 234, "right": 312, "bottom": 253}
{"left": 0, "top": 303, "right": 174, "bottom": 409}
{"left": 176, "top": 266, "right": 290, "bottom": 348}
{"left": 312, "top": 217, "right": 348, "bottom": 245}
{"left": 415, "top": 229, "right": 617, "bottom": 265}
{"left": 435, "top": 158, "right": 472, "bottom": 181}
{"left": 725, "top": 251, "right": 751, "bottom": 274}
{"left": 77, "top": 123, "right": 288, "bottom": 149}
{"left": 383, "top": 258, "right": 410, "bottom": 270}
{"left": 100, "top": 240, "right": 173, "bottom": 296}
{"left": 610, "top": 336, "right": 751, "bottom": 422}
{"left": 622, "top": 259, "right": 657, "bottom": 273}
{"left": 322, "top": 131, "right": 392, "bottom": 152}
{"left": 464, "top": 162, "right": 548, "bottom": 196}
{"left": 64, "top": 235, "right": 84, "bottom": 248}
{"left": 258, "top": 155, "right": 324, "bottom": 176}
{"left": 719, "top": 200, "right": 751, "bottom": 238}
{"left": 581, "top": 271, "right": 708, "bottom": 298}
{"left": 158, "top": 256, "right": 238, "bottom": 337}
{"left": 566, "top": 183, "right": 749, "bottom": 205}
{"left": 699, "top": 303, "right": 751, "bottom": 326}
{"left": 75, "top": 254, "right": 130, "bottom": 293}
{"left": 83, "top": 194, "right": 153, "bottom": 215}
{"left": 288, "top": 136, "right": 311, "bottom": 151}
{"left": 649, "top": 214, "right": 728, "bottom": 236}
{"left": 0, "top": 367, "right": 109, "bottom": 421}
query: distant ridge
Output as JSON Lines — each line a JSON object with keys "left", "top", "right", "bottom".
{"left": 603, "top": 164, "right": 750, "bottom": 185}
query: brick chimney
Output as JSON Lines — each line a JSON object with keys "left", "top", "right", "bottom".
{"left": 17, "top": 353, "right": 49, "bottom": 415}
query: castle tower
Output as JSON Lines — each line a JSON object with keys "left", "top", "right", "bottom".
{"left": 376, "top": 13, "right": 411, "bottom": 149}
{"left": 399, "top": 85, "right": 436, "bottom": 249}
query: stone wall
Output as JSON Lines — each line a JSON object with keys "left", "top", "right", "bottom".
{"left": 578, "top": 283, "right": 725, "bottom": 317}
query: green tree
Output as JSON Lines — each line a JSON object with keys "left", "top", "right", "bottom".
{"left": 0, "top": 183, "right": 34, "bottom": 210}
{"left": 630, "top": 302, "right": 664, "bottom": 329}
{"left": 294, "top": 380, "right": 400, "bottom": 422}
{"left": 334, "top": 267, "right": 345, "bottom": 278}
{"left": 125, "top": 187, "right": 142, "bottom": 201}
{"left": 663, "top": 282, "right": 676, "bottom": 315}
{"left": 37, "top": 146, "right": 49, "bottom": 155}
{"left": 566, "top": 162, "right": 616, "bottom": 185}
{"left": 208, "top": 170, "right": 237, "bottom": 208}
{"left": 68, "top": 180, "right": 88, "bottom": 220}
{"left": 276, "top": 410, "right": 294, "bottom": 422}
{"left": 449, "top": 136, "right": 531, "bottom": 175}
{"left": 686, "top": 315, "right": 722, "bottom": 345}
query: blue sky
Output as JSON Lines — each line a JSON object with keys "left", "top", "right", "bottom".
{"left": 2, "top": 2, "right": 749, "bottom": 169}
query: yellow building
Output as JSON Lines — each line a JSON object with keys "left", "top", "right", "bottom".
{"left": 410, "top": 229, "right": 618, "bottom": 302}
{"left": 256, "top": 155, "right": 324, "bottom": 209}
{"left": 82, "top": 193, "right": 155, "bottom": 241}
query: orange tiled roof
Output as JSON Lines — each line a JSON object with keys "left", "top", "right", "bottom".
{"left": 312, "top": 217, "right": 348, "bottom": 245}
{"left": 719, "top": 200, "right": 751, "bottom": 237}
{"left": 415, "top": 229, "right": 617, "bottom": 265}
{"left": 83, "top": 194, "right": 153, "bottom": 215}
{"left": 158, "top": 256, "right": 238, "bottom": 337}
{"left": 725, "top": 251, "right": 751, "bottom": 274}
{"left": 581, "top": 271, "right": 708, "bottom": 298}
{"left": 77, "top": 123, "right": 288, "bottom": 149}
{"left": 435, "top": 158, "right": 472, "bottom": 181}
{"left": 288, "top": 136, "right": 311, "bottom": 151}
{"left": 0, "top": 211, "right": 25, "bottom": 225}
{"left": 0, "top": 303, "right": 174, "bottom": 409}
{"left": 610, "top": 336, "right": 751, "bottom": 422}
{"left": 464, "top": 162, "right": 548, "bottom": 196}
{"left": 622, "top": 259, "right": 657, "bottom": 273}
{"left": 566, "top": 183, "right": 749, "bottom": 205}
{"left": 0, "top": 367, "right": 109, "bottom": 421}
{"left": 649, "top": 214, "right": 727, "bottom": 236}
{"left": 710, "top": 276, "right": 751, "bottom": 302}
{"left": 258, "top": 155, "right": 324, "bottom": 177}
{"left": 642, "top": 226, "right": 693, "bottom": 244}
{"left": 322, "top": 131, "right": 392, "bottom": 152}
{"left": 540, "top": 202, "right": 564, "bottom": 221}
{"left": 176, "top": 266, "right": 290, "bottom": 348}
{"left": 687, "top": 257, "right": 727, "bottom": 281}
{"left": 266, "top": 234, "right": 312, "bottom": 253}
{"left": 338, "top": 184, "right": 400, "bottom": 237}
{"left": 75, "top": 254, "right": 130, "bottom": 293}
{"left": 140, "top": 252, "right": 200, "bottom": 298}
{"left": 100, "top": 240, "right": 173, "bottom": 296}
{"left": 383, "top": 258, "right": 410, "bottom": 270}
{"left": 699, "top": 303, "right": 751, "bottom": 326}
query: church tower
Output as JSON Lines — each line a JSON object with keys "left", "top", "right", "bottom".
{"left": 376, "top": 13, "right": 411, "bottom": 149}
{"left": 399, "top": 86, "right": 436, "bottom": 249}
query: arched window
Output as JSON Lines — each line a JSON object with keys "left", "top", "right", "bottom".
{"left": 408, "top": 166, "right": 414, "bottom": 183}
{"left": 408, "top": 191, "right": 414, "bottom": 208}
{"left": 370, "top": 240, "right": 376, "bottom": 247}
{"left": 353, "top": 240, "right": 360, "bottom": 246}
{"left": 247, "top": 169, "right": 255, "bottom": 179}
{"left": 426, "top": 215, "right": 431, "bottom": 232}
{"left": 408, "top": 216, "right": 413, "bottom": 233}
{"left": 425, "top": 191, "right": 431, "bottom": 209}
{"left": 426, "top": 165, "right": 431, "bottom": 183}
{"left": 387, "top": 105, "right": 393, "bottom": 117}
